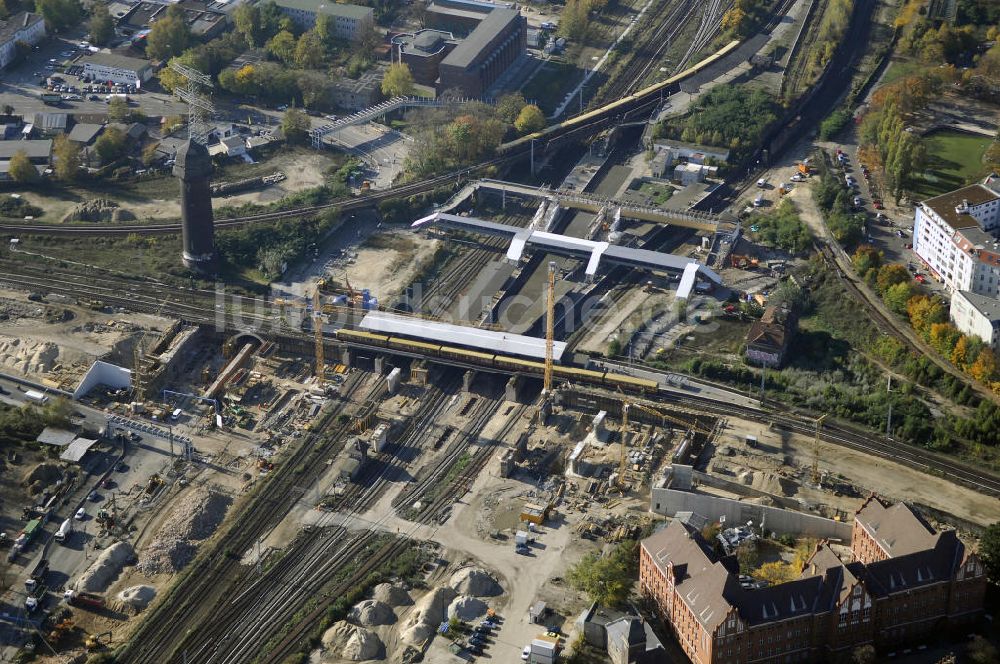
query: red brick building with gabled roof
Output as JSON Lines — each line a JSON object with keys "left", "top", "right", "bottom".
{"left": 639, "top": 496, "right": 986, "bottom": 663}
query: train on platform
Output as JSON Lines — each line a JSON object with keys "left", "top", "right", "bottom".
{"left": 334, "top": 328, "right": 658, "bottom": 394}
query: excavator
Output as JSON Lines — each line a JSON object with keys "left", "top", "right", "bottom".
{"left": 85, "top": 631, "right": 113, "bottom": 651}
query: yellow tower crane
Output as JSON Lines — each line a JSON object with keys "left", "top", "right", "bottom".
{"left": 543, "top": 261, "right": 556, "bottom": 394}
{"left": 313, "top": 287, "right": 325, "bottom": 388}
{"left": 618, "top": 403, "right": 631, "bottom": 488}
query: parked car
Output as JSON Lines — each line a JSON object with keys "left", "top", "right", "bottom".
{"left": 873, "top": 200, "right": 884, "bottom": 209}
{"left": 74, "top": 508, "right": 85, "bottom": 520}
{"left": 522, "top": 645, "right": 531, "bottom": 660}
{"left": 915, "top": 274, "right": 926, "bottom": 283}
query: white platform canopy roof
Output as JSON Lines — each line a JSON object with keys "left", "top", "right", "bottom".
{"left": 359, "top": 310, "right": 567, "bottom": 361}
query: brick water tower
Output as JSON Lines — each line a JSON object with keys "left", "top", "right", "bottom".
{"left": 173, "top": 139, "right": 216, "bottom": 274}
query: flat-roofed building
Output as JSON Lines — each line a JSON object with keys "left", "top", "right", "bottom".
{"left": 0, "top": 12, "right": 45, "bottom": 70}
{"left": 436, "top": 7, "right": 526, "bottom": 97}
{"left": 950, "top": 289, "right": 1000, "bottom": 350}
{"left": 81, "top": 53, "right": 153, "bottom": 86}
{"left": 272, "top": 0, "right": 373, "bottom": 41}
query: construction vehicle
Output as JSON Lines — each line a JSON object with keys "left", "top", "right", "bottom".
{"left": 48, "top": 618, "right": 74, "bottom": 646}
{"left": 65, "top": 589, "right": 106, "bottom": 610}
{"left": 730, "top": 255, "right": 759, "bottom": 270}
{"left": 85, "top": 630, "right": 113, "bottom": 651}
{"left": 145, "top": 474, "right": 163, "bottom": 494}
{"left": 54, "top": 518, "right": 73, "bottom": 543}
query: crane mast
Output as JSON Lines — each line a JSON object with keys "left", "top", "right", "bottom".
{"left": 313, "top": 287, "right": 324, "bottom": 387}
{"left": 544, "top": 261, "right": 556, "bottom": 394}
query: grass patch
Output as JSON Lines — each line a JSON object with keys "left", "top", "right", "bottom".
{"left": 880, "top": 59, "right": 928, "bottom": 86}
{"left": 910, "top": 130, "right": 993, "bottom": 199}
{"left": 635, "top": 181, "right": 675, "bottom": 206}
{"left": 522, "top": 60, "right": 582, "bottom": 115}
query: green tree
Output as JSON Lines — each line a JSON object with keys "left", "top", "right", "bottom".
{"left": 314, "top": 13, "right": 335, "bottom": 50}
{"left": 851, "top": 244, "right": 881, "bottom": 276}
{"left": 94, "top": 127, "right": 127, "bottom": 163}
{"left": 496, "top": 92, "right": 526, "bottom": 124}
{"left": 266, "top": 29, "right": 297, "bottom": 64}
{"left": 852, "top": 644, "right": 877, "bottom": 664}
{"left": 875, "top": 263, "right": 910, "bottom": 293}
{"left": 145, "top": 5, "right": 192, "bottom": 61}
{"left": 968, "top": 635, "right": 1000, "bottom": 664}
{"left": 88, "top": 4, "right": 114, "bottom": 46}
{"left": 232, "top": 2, "right": 263, "bottom": 47}
{"left": 107, "top": 96, "right": 129, "bottom": 122}
{"left": 281, "top": 107, "right": 310, "bottom": 145}
{"left": 567, "top": 540, "right": 637, "bottom": 607}
{"left": 37, "top": 0, "right": 83, "bottom": 32}
{"left": 52, "top": 134, "right": 80, "bottom": 181}
{"left": 8, "top": 150, "right": 37, "bottom": 183}
{"left": 883, "top": 281, "right": 914, "bottom": 315}
{"left": 980, "top": 522, "right": 1000, "bottom": 583}
{"left": 514, "top": 104, "right": 546, "bottom": 134}
{"left": 381, "top": 62, "right": 415, "bottom": 97}
{"left": 294, "top": 30, "right": 324, "bottom": 69}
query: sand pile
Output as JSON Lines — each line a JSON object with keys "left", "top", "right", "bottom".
{"left": 115, "top": 585, "right": 156, "bottom": 612}
{"left": 0, "top": 338, "right": 58, "bottom": 375}
{"left": 75, "top": 542, "right": 133, "bottom": 593}
{"left": 448, "top": 595, "right": 488, "bottom": 621}
{"left": 401, "top": 587, "right": 456, "bottom": 645}
{"left": 321, "top": 621, "right": 384, "bottom": 661}
{"left": 137, "top": 488, "right": 233, "bottom": 575}
{"left": 22, "top": 463, "right": 63, "bottom": 495}
{"left": 372, "top": 582, "right": 412, "bottom": 606}
{"left": 349, "top": 599, "right": 395, "bottom": 626}
{"left": 449, "top": 567, "right": 502, "bottom": 597}
{"left": 62, "top": 199, "right": 135, "bottom": 223}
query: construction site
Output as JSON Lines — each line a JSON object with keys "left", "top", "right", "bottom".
{"left": 0, "top": 137, "right": 997, "bottom": 664}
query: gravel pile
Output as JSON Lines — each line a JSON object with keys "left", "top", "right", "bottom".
{"left": 0, "top": 338, "right": 59, "bottom": 376}
{"left": 114, "top": 585, "right": 156, "bottom": 612}
{"left": 321, "top": 621, "right": 384, "bottom": 661}
{"left": 448, "top": 595, "right": 488, "bottom": 621}
{"left": 137, "top": 488, "right": 232, "bottom": 576}
{"left": 372, "top": 582, "right": 412, "bottom": 607}
{"left": 401, "top": 587, "right": 456, "bottom": 645}
{"left": 349, "top": 599, "right": 395, "bottom": 626}
{"left": 449, "top": 567, "right": 502, "bottom": 597}
{"left": 75, "top": 542, "right": 133, "bottom": 593}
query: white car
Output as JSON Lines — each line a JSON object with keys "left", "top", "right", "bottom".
{"left": 75, "top": 507, "right": 86, "bottom": 520}
{"left": 522, "top": 645, "right": 531, "bottom": 660}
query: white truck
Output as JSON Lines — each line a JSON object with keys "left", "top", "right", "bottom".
{"left": 54, "top": 518, "right": 72, "bottom": 544}
{"left": 25, "top": 390, "right": 49, "bottom": 405}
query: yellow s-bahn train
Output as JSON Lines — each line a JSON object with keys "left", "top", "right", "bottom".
{"left": 334, "top": 328, "right": 657, "bottom": 394}
{"left": 500, "top": 40, "right": 742, "bottom": 154}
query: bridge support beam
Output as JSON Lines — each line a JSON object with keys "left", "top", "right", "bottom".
{"left": 340, "top": 346, "right": 352, "bottom": 367}
{"left": 463, "top": 370, "right": 476, "bottom": 393}
{"left": 374, "top": 355, "right": 386, "bottom": 375}
{"left": 505, "top": 374, "right": 526, "bottom": 402}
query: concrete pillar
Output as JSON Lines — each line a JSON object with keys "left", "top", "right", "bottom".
{"left": 505, "top": 374, "right": 521, "bottom": 402}
{"left": 387, "top": 367, "right": 402, "bottom": 394}
{"left": 463, "top": 370, "right": 476, "bottom": 392}
{"left": 340, "top": 347, "right": 352, "bottom": 367}
{"left": 374, "top": 355, "right": 385, "bottom": 374}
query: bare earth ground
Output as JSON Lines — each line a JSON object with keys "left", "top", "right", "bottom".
{"left": 8, "top": 152, "right": 339, "bottom": 222}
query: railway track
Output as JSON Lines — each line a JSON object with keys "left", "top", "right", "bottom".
{"left": 116, "top": 374, "right": 387, "bottom": 663}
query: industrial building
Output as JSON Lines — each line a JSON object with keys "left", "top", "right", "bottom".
{"left": 0, "top": 139, "right": 51, "bottom": 179}
{"left": 391, "top": 30, "right": 458, "bottom": 86}
{"left": 436, "top": 8, "right": 526, "bottom": 97}
{"left": 80, "top": 53, "right": 153, "bottom": 86}
{"left": 0, "top": 12, "right": 45, "bottom": 70}
{"left": 639, "top": 496, "right": 986, "bottom": 663}
{"left": 425, "top": 0, "right": 503, "bottom": 34}
{"left": 950, "top": 289, "right": 1000, "bottom": 350}
{"left": 271, "top": 0, "right": 374, "bottom": 41}
{"left": 912, "top": 178, "right": 1000, "bottom": 295}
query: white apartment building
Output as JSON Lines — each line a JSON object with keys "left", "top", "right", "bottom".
{"left": 950, "top": 290, "right": 1000, "bottom": 350}
{"left": 272, "top": 0, "right": 374, "bottom": 41}
{"left": 912, "top": 180, "right": 1000, "bottom": 295}
{"left": 0, "top": 12, "right": 46, "bottom": 70}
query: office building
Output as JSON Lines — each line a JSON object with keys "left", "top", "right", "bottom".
{"left": 272, "top": 0, "right": 373, "bottom": 41}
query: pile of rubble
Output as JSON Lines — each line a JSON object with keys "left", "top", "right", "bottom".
{"left": 75, "top": 542, "right": 134, "bottom": 593}
{"left": 0, "top": 338, "right": 59, "bottom": 375}
{"left": 113, "top": 585, "right": 157, "bottom": 613}
{"left": 62, "top": 199, "right": 136, "bottom": 223}
{"left": 137, "top": 488, "right": 232, "bottom": 576}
